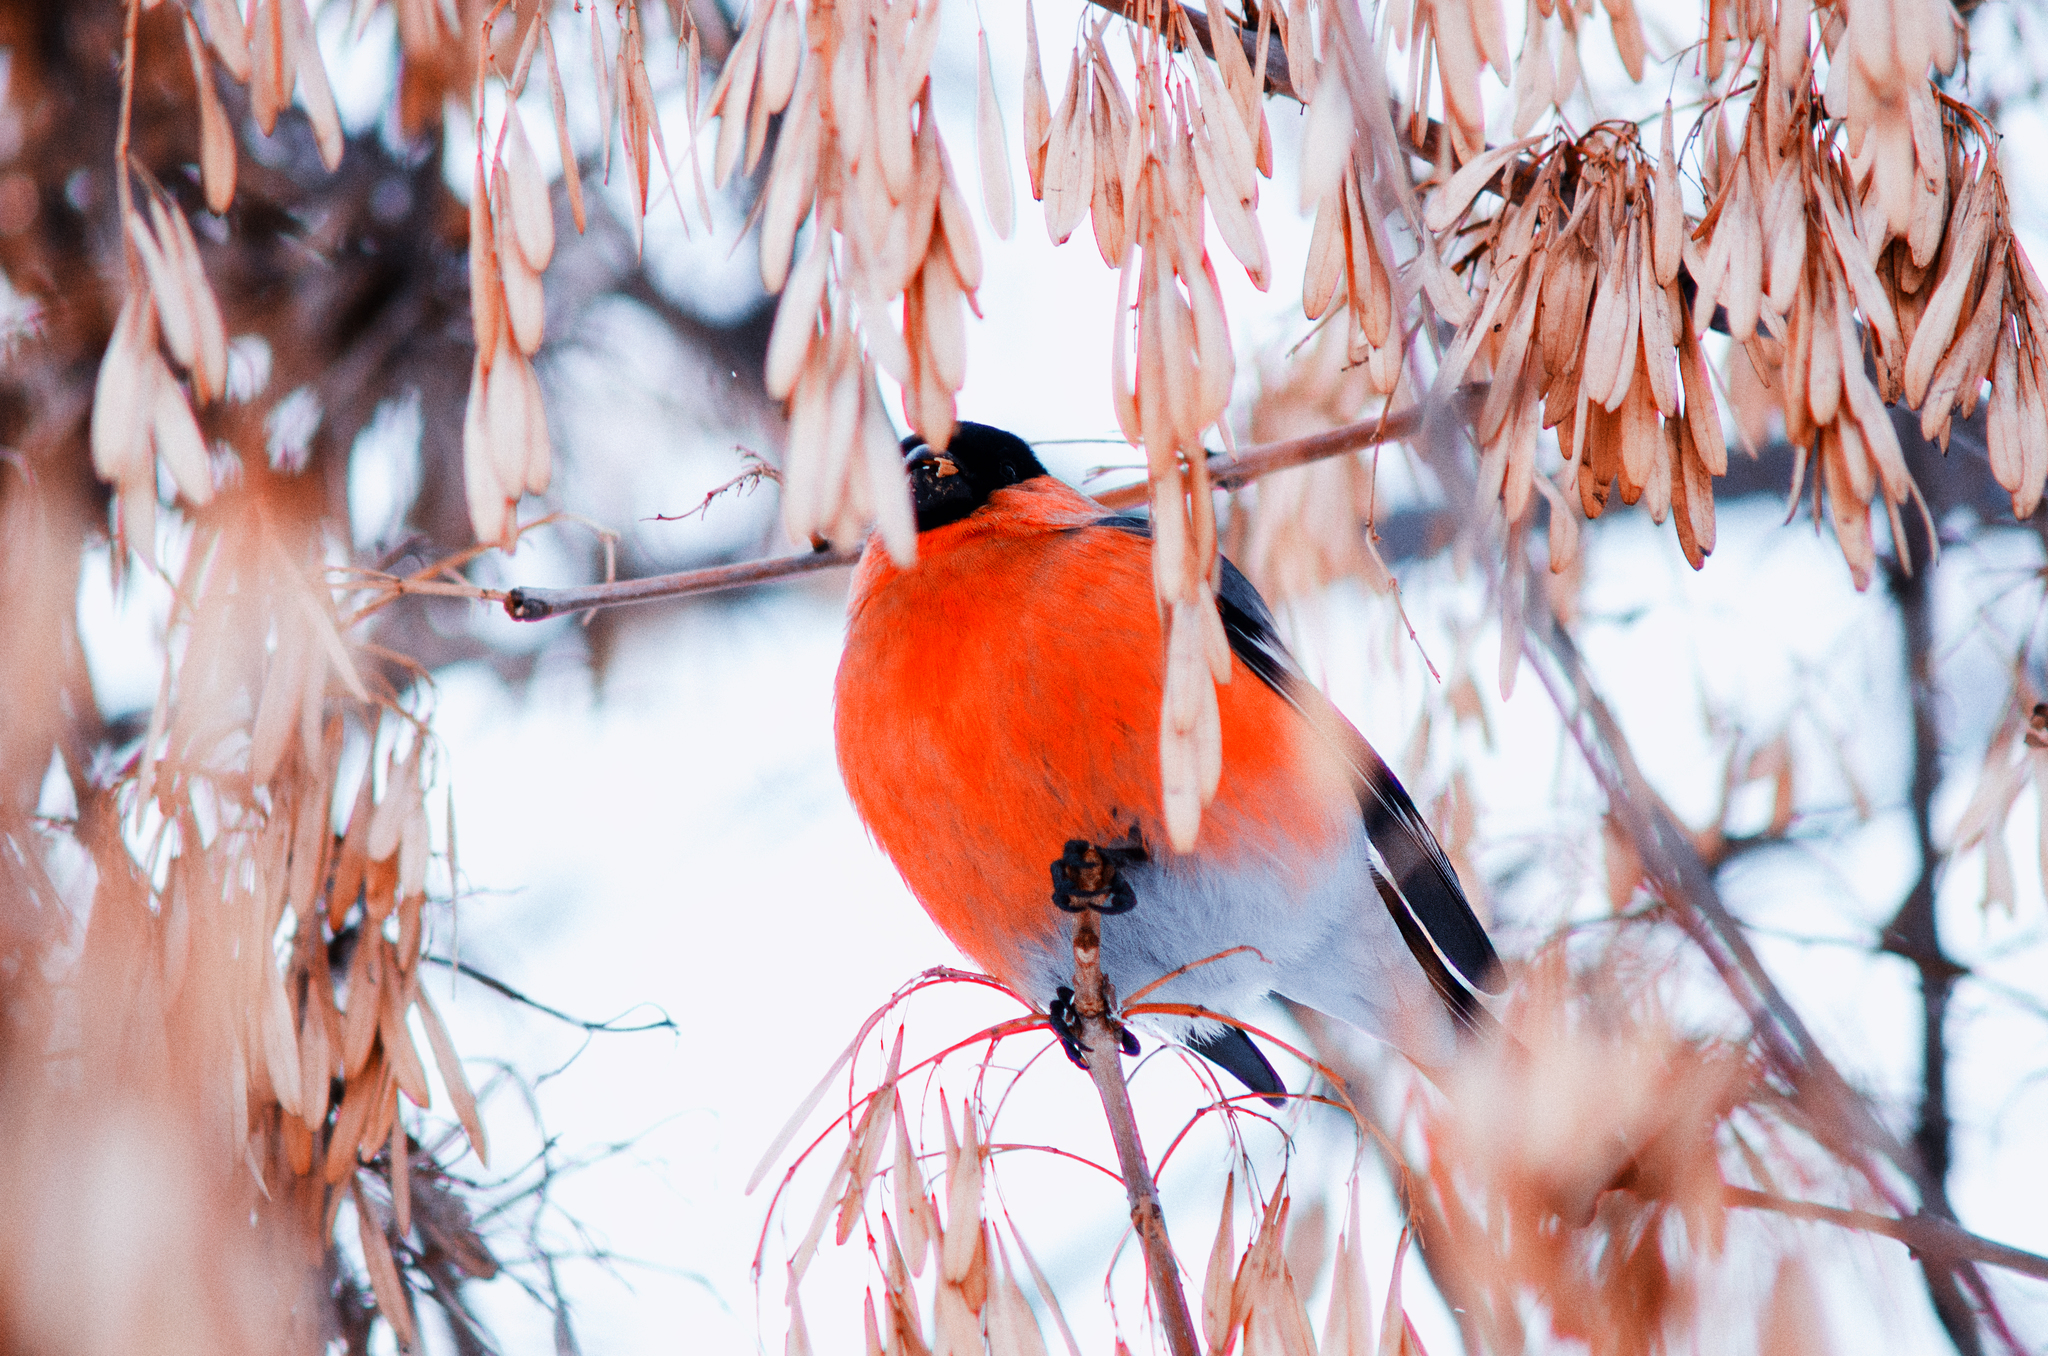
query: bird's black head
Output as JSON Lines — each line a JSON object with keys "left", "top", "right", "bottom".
{"left": 903, "top": 423, "right": 1051, "bottom": 532}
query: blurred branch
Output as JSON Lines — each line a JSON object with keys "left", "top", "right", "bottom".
{"left": 1096, "top": 399, "right": 1454, "bottom": 508}
{"left": 1876, "top": 426, "right": 1992, "bottom": 1354}
{"left": 1725, "top": 1187, "right": 2048, "bottom": 1283}
{"left": 1285, "top": 1002, "right": 1493, "bottom": 1355}
{"left": 1520, "top": 592, "right": 2027, "bottom": 1355}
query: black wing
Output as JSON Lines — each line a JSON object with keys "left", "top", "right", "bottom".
{"left": 1092, "top": 515, "right": 1505, "bottom": 1017}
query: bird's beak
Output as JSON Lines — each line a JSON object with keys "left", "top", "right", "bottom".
{"left": 906, "top": 447, "right": 959, "bottom": 477}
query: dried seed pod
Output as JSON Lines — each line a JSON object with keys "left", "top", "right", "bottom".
{"left": 1203, "top": 1174, "right": 1239, "bottom": 1356}
{"left": 280, "top": 0, "right": 342, "bottom": 170}
{"left": 501, "top": 109, "right": 554, "bottom": 273}
{"left": 1160, "top": 598, "right": 1224, "bottom": 851}
{"left": 146, "top": 360, "right": 213, "bottom": 508}
{"left": 183, "top": 13, "right": 239, "bottom": 214}
{"left": 759, "top": 0, "right": 803, "bottom": 117}
{"left": 710, "top": 9, "right": 766, "bottom": 189}
{"left": 976, "top": 31, "right": 1015, "bottom": 240}
{"left": 767, "top": 231, "right": 831, "bottom": 401}
{"left": 1043, "top": 52, "right": 1093, "bottom": 245}
{"left": 1509, "top": 16, "right": 1554, "bottom": 137}
{"left": 1904, "top": 177, "right": 1993, "bottom": 406}
{"left": 1021, "top": 0, "right": 1052, "bottom": 199}
{"left": 248, "top": 0, "right": 291, "bottom": 137}
{"left": 1303, "top": 185, "right": 1345, "bottom": 320}
{"left": 199, "top": 0, "right": 250, "bottom": 81}
{"left": 941, "top": 1103, "right": 983, "bottom": 1283}
{"left": 985, "top": 1232, "right": 1050, "bottom": 1356}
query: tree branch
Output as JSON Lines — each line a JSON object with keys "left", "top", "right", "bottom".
{"left": 500, "top": 403, "right": 1453, "bottom": 621}
{"left": 1519, "top": 588, "right": 2026, "bottom": 1356}
{"left": 1725, "top": 1188, "right": 2048, "bottom": 1284}
{"left": 1062, "top": 848, "right": 1201, "bottom": 1356}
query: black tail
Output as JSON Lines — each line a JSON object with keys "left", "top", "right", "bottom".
{"left": 1188, "top": 1025, "right": 1287, "bottom": 1107}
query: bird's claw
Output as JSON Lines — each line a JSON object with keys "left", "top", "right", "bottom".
{"left": 1049, "top": 985, "right": 1139, "bottom": 1069}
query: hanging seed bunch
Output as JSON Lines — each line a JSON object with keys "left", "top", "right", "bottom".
{"left": 1420, "top": 945, "right": 1759, "bottom": 1356}
{"left": 1688, "top": 0, "right": 2047, "bottom": 581}
{"left": 1692, "top": 45, "right": 1924, "bottom": 588}
{"left": 1200, "top": 1175, "right": 1398, "bottom": 1356}
{"left": 1022, "top": 1, "right": 1280, "bottom": 850}
{"left": 1814, "top": 0, "right": 1959, "bottom": 247}
{"left": 91, "top": 178, "right": 230, "bottom": 563}
{"left": 760, "top": 985, "right": 1434, "bottom": 1356}
{"left": 195, "top": 0, "right": 346, "bottom": 182}
{"left": 1895, "top": 108, "right": 2048, "bottom": 520}
{"left": 462, "top": 8, "right": 595, "bottom": 548}
{"left": 1299, "top": 95, "right": 1411, "bottom": 395}
{"left": 740, "top": 0, "right": 983, "bottom": 566}
{"left": 1500, "top": 0, "right": 1594, "bottom": 139}
{"left": 115, "top": 515, "right": 491, "bottom": 1350}
{"left": 1384, "top": 0, "right": 1644, "bottom": 161}
{"left": 1387, "top": 0, "right": 1515, "bottom": 164}
{"left": 96, "top": 0, "right": 346, "bottom": 565}
{"left": 1429, "top": 124, "right": 1725, "bottom": 575}
{"left": 762, "top": 1026, "right": 1056, "bottom": 1356}
{"left": 1236, "top": 324, "right": 1397, "bottom": 603}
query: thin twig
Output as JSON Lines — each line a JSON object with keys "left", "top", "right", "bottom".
{"left": 504, "top": 546, "right": 863, "bottom": 621}
{"left": 1067, "top": 905, "right": 1202, "bottom": 1356}
{"left": 418, "top": 955, "right": 679, "bottom": 1034}
{"left": 1094, "top": 399, "right": 1453, "bottom": 509}
{"left": 501, "top": 398, "right": 1480, "bottom": 622}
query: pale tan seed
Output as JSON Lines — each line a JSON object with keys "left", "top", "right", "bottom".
{"left": 711, "top": 13, "right": 764, "bottom": 189}
{"left": 1021, "top": 0, "right": 1051, "bottom": 200}
{"left": 183, "top": 14, "right": 238, "bottom": 214}
{"left": 1303, "top": 186, "right": 1344, "bottom": 320}
{"left": 502, "top": 109, "right": 554, "bottom": 273}
{"left": 942, "top": 1103, "right": 984, "bottom": 1283}
{"left": 149, "top": 359, "right": 214, "bottom": 506}
{"left": 249, "top": 0, "right": 287, "bottom": 136}
{"left": 469, "top": 157, "right": 503, "bottom": 374}
{"left": 766, "top": 233, "right": 831, "bottom": 401}
{"left": 976, "top": 31, "right": 1015, "bottom": 241}
{"left": 1904, "top": 181, "right": 1992, "bottom": 404}
{"left": 129, "top": 208, "right": 196, "bottom": 376}
{"left": 281, "top": 0, "right": 342, "bottom": 170}
{"left": 199, "top": 0, "right": 250, "bottom": 82}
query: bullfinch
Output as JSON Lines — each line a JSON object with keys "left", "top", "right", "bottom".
{"left": 833, "top": 423, "right": 1504, "bottom": 1099}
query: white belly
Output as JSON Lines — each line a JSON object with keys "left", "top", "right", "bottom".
{"left": 1006, "top": 823, "right": 1462, "bottom": 1069}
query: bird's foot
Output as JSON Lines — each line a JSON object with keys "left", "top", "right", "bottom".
{"left": 1049, "top": 985, "right": 1139, "bottom": 1069}
{"left": 1049, "top": 833, "right": 1146, "bottom": 915}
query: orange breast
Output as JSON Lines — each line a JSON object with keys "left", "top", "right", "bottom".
{"left": 833, "top": 480, "right": 1358, "bottom": 989}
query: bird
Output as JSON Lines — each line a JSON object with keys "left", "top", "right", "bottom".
{"left": 833, "top": 422, "right": 1504, "bottom": 1100}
